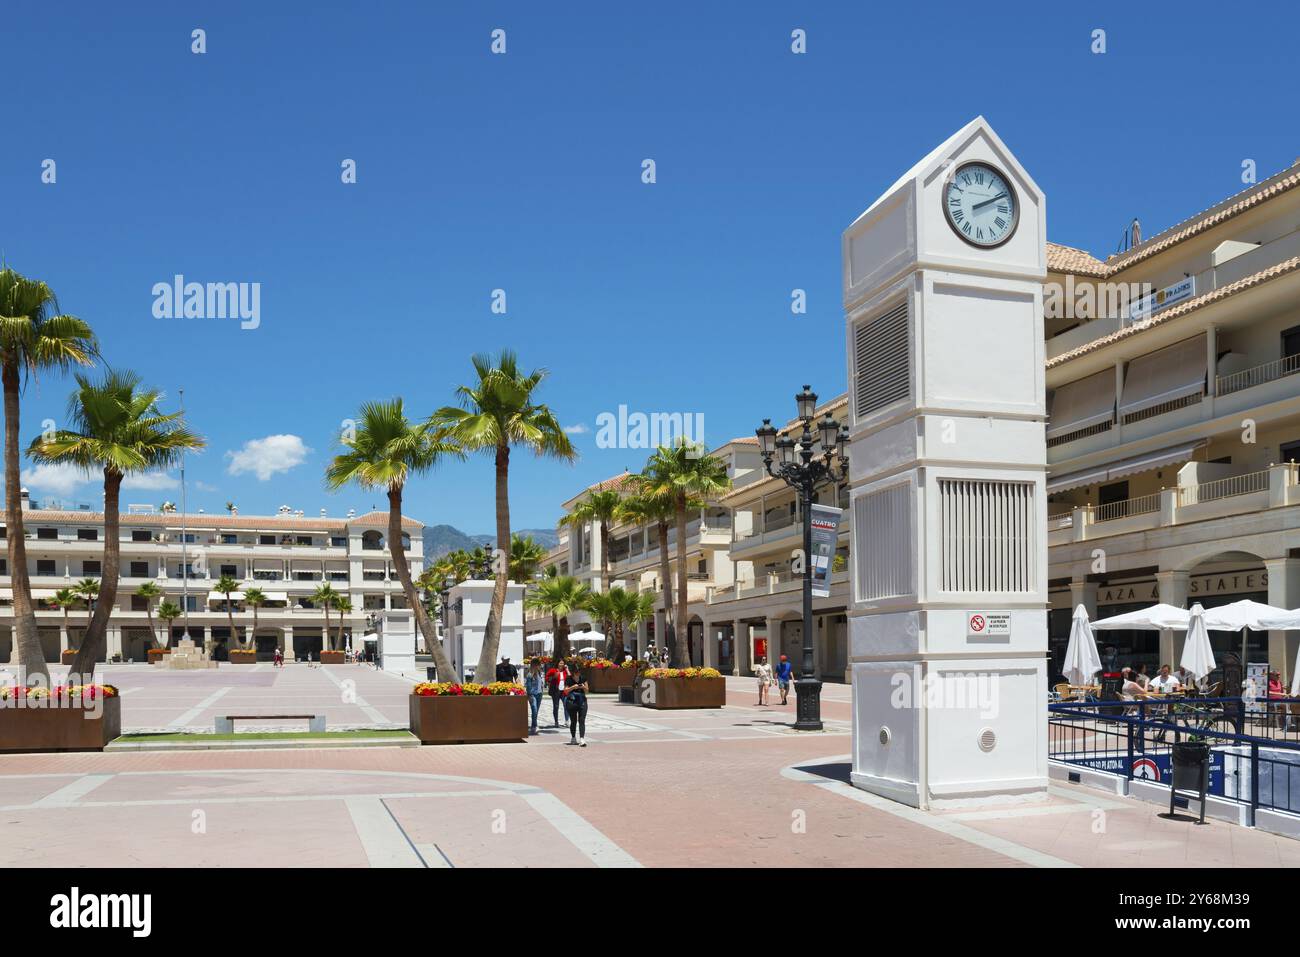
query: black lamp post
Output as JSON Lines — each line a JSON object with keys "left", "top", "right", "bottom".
{"left": 755, "top": 385, "right": 849, "bottom": 731}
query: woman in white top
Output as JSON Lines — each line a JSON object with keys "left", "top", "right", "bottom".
{"left": 754, "top": 656, "right": 773, "bottom": 706}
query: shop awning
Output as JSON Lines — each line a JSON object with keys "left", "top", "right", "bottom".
{"left": 0, "top": 588, "right": 60, "bottom": 600}
{"left": 1047, "top": 440, "right": 1206, "bottom": 493}
{"left": 1047, "top": 370, "right": 1115, "bottom": 441}
{"left": 1119, "top": 333, "right": 1206, "bottom": 419}
{"left": 207, "top": 590, "right": 245, "bottom": 602}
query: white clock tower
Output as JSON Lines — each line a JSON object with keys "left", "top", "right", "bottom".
{"left": 843, "top": 117, "right": 1049, "bottom": 809}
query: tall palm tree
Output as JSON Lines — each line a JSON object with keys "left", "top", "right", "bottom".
{"left": 562, "top": 485, "right": 623, "bottom": 592}
{"left": 431, "top": 351, "right": 576, "bottom": 678}
{"left": 508, "top": 532, "right": 546, "bottom": 583}
{"left": 583, "top": 589, "right": 619, "bottom": 657}
{"left": 606, "top": 587, "right": 655, "bottom": 662}
{"left": 74, "top": 578, "right": 100, "bottom": 643}
{"left": 618, "top": 490, "right": 681, "bottom": 659}
{"left": 157, "top": 601, "right": 182, "bottom": 647}
{"left": 524, "top": 575, "right": 590, "bottom": 662}
{"left": 310, "top": 582, "right": 339, "bottom": 652}
{"left": 134, "top": 581, "right": 163, "bottom": 649}
{"left": 638, "top": 440, "right": 731, "bottom": 666}
{"left": 244, "top": 586, "right": 267, "bottom": 652}
{"left": 0, "top": 268, "right": 97, "bottom": 684}
{"left": 30, "top": 371, "right": 203, "bottom": 678}
{"left": 333, "top": 595, "right": 353, "bottom": 651}
{"left": 325, "top": 398, "right": 461, "bottom": 676}
{"left": 212, "top": 574, "right": 241, "bottom": 654}
{"left": 51, "top": 587, "right": 78, "bottom": 654}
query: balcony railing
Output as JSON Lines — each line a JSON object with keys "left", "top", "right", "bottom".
{"left": 1179, "top": 468, "right": 1271, "bottom": 506}
{"left": 1217, "top": 353, "right": 1300, "bottom": 396}
{"left": 1092, "top": 492, "right": 1162, "bottom": 523}
{"left": 763, "top": 510, "right": 798, "bottom": 533}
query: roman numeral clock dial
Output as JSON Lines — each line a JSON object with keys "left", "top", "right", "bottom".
{"left": 943, "top": 161, "right": 1019, "bottom": 248}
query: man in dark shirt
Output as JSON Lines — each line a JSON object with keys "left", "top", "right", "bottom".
{"left": 495, "top": 656, "right": 519, "bottom": 683}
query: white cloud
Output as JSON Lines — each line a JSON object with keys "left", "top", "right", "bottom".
{"left": 564, "top": 423, "right": 590, "bottom": 435}
{"left": 193, "top": 480, "right": 218, "bottom": 493}
{"left": 121, "top": 471, "right": 180, "bottom": 491}
{"left": 20, "top": 462, "right": 93, "bottom": 497}
{"left": 226, "top": 434, "right": 312, "bottom": 481}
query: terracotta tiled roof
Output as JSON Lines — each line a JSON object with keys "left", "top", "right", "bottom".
{"left": 1047, "top": 242, "right": 1108, "bottom": 278}
{"left": 1047, "top": 254, "right": 1300, "bottom": 368}
{"left": 1104, "top": 164, "right": 1300, "bottom": 272}
{"left": 5, "top": 509, "right": 423, "bottom": 531}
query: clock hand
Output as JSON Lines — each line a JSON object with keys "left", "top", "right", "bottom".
{"left": 972, "top": 191, "right": 1008, "bottom": 212}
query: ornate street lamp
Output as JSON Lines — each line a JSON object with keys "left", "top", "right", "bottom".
{"left": 755, "top": 385, "right": 849, "bottom": 731}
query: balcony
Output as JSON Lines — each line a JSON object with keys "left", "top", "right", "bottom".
{"left": 1217, "top": 353, "right": 1300, "bottom": 396}
{"left": 1049, "top": 464, "right": 1298, "bottom": 546}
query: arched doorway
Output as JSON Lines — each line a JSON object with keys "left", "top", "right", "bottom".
{"left": 1183, "top": 550, "right": 1271, "bottom": 663}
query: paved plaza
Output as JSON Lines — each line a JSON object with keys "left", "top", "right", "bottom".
{"left": 1, "top": 666, "right": 1298, "bottom": 867}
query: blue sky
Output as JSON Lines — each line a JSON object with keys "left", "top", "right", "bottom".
{"left": 2, "top": 0, "right": 1296, "bottom": 532}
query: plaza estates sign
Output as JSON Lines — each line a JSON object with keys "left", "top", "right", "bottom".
{"left": 1096, "top": 570, "right": 1268, "bottom": 606}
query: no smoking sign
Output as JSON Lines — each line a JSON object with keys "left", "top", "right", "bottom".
{"left": 966, "top": 611, "right": 1011, "bottom": 641}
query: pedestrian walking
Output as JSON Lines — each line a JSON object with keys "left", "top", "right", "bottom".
{"left": 546, "top": 661, "right": 566, "bottom": 727}
{"left": 496, "top": 656, "right": 519, "bottom": 683}
{"left": 754, "top": 656, "right": 772, "bottom": 706}
{"left": 775, "top": 654, "right": 794, "bottom": 705}
{"left": 525, "top": 658, "right": 545, "bottom": 735}
{"left": 559, "top": 662, "right": 589, "bottom": 747}
{"left": 273, "top": 646, "right": 283, "bottom": 668}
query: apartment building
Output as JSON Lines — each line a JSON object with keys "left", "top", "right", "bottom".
{"left": 0, "top": 492, "right": 425, "bottom": 663}
{"left": 527, "top": 396, "right": 852, "bottom": 681}
{"left": 1043, "top": 159, "right": 1300, "bottom": 678}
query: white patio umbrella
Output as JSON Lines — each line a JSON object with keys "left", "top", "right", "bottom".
{"left": 1061, "top": 604, "right": 1103, "bottom": 686}
{"left": 1180, "top": 603, "right": 1217, "bottom": 680}
{"left": 1253, "top": 608, "right": 1300, "bottom": 693}
{"left": 1090, "top": 603, "right": 1190, "bottom": 630}
{"left": 1202, "top": 599, "right": 1291, "bottom": 671}
{"left": 526, "top": 631, "right": 554, "bottom": 652}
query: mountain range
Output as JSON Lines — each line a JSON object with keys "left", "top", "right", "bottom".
{"left": 422, "top": 524, "right": 559, "bottom": 558}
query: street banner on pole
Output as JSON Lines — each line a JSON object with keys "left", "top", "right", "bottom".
{"left": 809, "top": 504, "right": 843, "bottom": 598}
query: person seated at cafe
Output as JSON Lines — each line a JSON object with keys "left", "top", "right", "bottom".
{"left": 1120, "top": 668, "right": 1145, "bottom": 700}
{"left": 1135, "top": 663, "right": 1151, "bottom": 689}
{"left": 1149, "top": 664, "right": 1181, "bottom": 694}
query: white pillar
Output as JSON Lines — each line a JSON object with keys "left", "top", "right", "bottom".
{"left": 734, "top": 619, "right": 750, "bottom": 676}
{"left": 1266, "top": 558, "right": 1300, "bottom": 685}
{"left": 1069, "top": 580, "right": 1098, "bottom": 619}
{"left": 1156, "top": 570, "right": 1189, "bottom": 668}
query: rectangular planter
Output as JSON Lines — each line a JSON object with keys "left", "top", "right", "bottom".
{"left": 409, "top": 694, "right": 528, "bottom": 744}
{"left": 0, "top": 696, "right": 121, "bottom": 753}
{"left": 227, "top": 652, "right": 257, "bottom": 664}
{"left": 320, "top": 651, "right": 346, "bottom": 664}
{"left": 61, "top": 649, "right": 78, "bottom": 664}
{"left": 583, "top": 667, "right": 637, "bottom": 694}
{"left": 640, "top": 676, "right": 725, "bottom": 710}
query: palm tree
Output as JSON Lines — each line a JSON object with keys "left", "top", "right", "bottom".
{"left": 606, "top": 587, "right": 655, "bottom": 662}
{"left": 134, "top": 581, "right": 163, "bottom": 649}
{"left": 325, "top": 398, "right": 461, "bottom": 676}
{"left": 30, "top": 371, "right": 203, "bottom": 678}
{"left": 157, "top": 601, "right": 182, "bottom": 647}
{"left": 0, "top": 268, "right": 97, "bottom": 683}
{"left": 618, "top": 490, "right": 681, "bottom": 659}
{"left": 583, "top": 589, "right": 619, "bottom": 657}
{"left": 213, "top": 574, "right": 241, "bottom": 653}
{"left": 508, "top": 532, "right": 546, "bottom": 583}
{"left": 638, "top": 440, "right": 731, "bottom": 666}
{"left": 51, "top": 587, "right": 78, "bottom": 654}
{"left": 431, "top": 351, "right": 576, "bottom": 678}
{"left": 244, "top": 586, "right": 267, "bottom": 652}
{"left": 562, "top": 485, "right": 623, "bottom": 592}
{"left": 310, "top": 582, "right": 340, "bottom": 652}
{"left": 524, "top": 575, "right": 590, "bottom": 662}
{"left": 333, "top": 596, "right": 353, "bottom": 651}
{"left": 74, "top": 578, "right": 100, "bottom": 643}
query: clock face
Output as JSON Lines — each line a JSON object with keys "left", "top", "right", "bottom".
{"left": 943, "top": 162, "right": 1019, "bottom": 248}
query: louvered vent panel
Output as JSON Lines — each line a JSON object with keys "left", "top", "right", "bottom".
{"left": 938, "top": 479, "right": 1035, "bottom": 593}
{"left": 853, "top": 483, "right": 913, "bottom": 601}
{"left": 853, "top": 301, "right": 910, "bottom": 420}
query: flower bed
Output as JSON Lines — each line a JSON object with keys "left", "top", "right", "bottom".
{"left": 639, "top": 668, "right": 725, "bottom": 710}
{"left": 228, "top": 649, "right": 257, "bottom": 664}
{"left": 60, "top": 649, "right": 78, "bottom": 664}
{"left": 582, "top": 660, "right": 640, "bottom": 694}
{"left": 320, "top": 650, "right": 346, "bottom": 664}
{"left": 0, "top": 684, "right": 122, "bottom": 753}
{"left": 409, "top": 682, "right": 527, "bottom": 744}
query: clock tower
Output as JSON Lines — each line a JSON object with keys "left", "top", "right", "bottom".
{"left": 843, "top": 117, "right": 1048, "bottom": 809}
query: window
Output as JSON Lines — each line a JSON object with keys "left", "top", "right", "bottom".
{"left": 1282, "top": 440, "right": 1300, "bottom": 465}
{"left": 131, "top": 595, "right": 149, "bottom": 611}
{"left": 0, "top": 559, "right": 7, "bottom": 574}
{"left": 132, "top": 529, "right": 151, "bottom": 542}
{"left": 1283, "top": 325, "right": 1300, "bottom": 359}
{"left": 82, "top": 560, "right": 101, "bottom": 575}
{"left": 220, "top": 565, "right": 237, "bottom": 577}
{"left": 37, "top": 528, "right": 57, "bottom": 540}
{"left": 0, "top": 527, "right": 6, "bottom": 538}
{"left": 390, "top": 595, "right": 408, "bottom": 609}
{"left": 36, "top": 560, "right": 56, "bottom": 576}
{"left": 260, "top": 535, "right": 276, "bottom": 546}
{"left": 180, "top": 533, "right": 196, "bottom": 544}
{"left": 77, "top": 529, "right": 97, "bottom": 541}
{"left": 129, "top": 561, "right": 149, "bottom": 578}
{"left": 296, "top": 536, "right": 313, "bottom": 546}
{"left": 331, "top": 536, "right": 347, "bottom": 547}
{"left": 222, "top": 534, "right": 238, "bottom": 544}
{"left": 938, "top": 479, "right": 1035, "bottom": 593}
{"left": 853, "top": 299, "right": 910, "bottom": 419}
